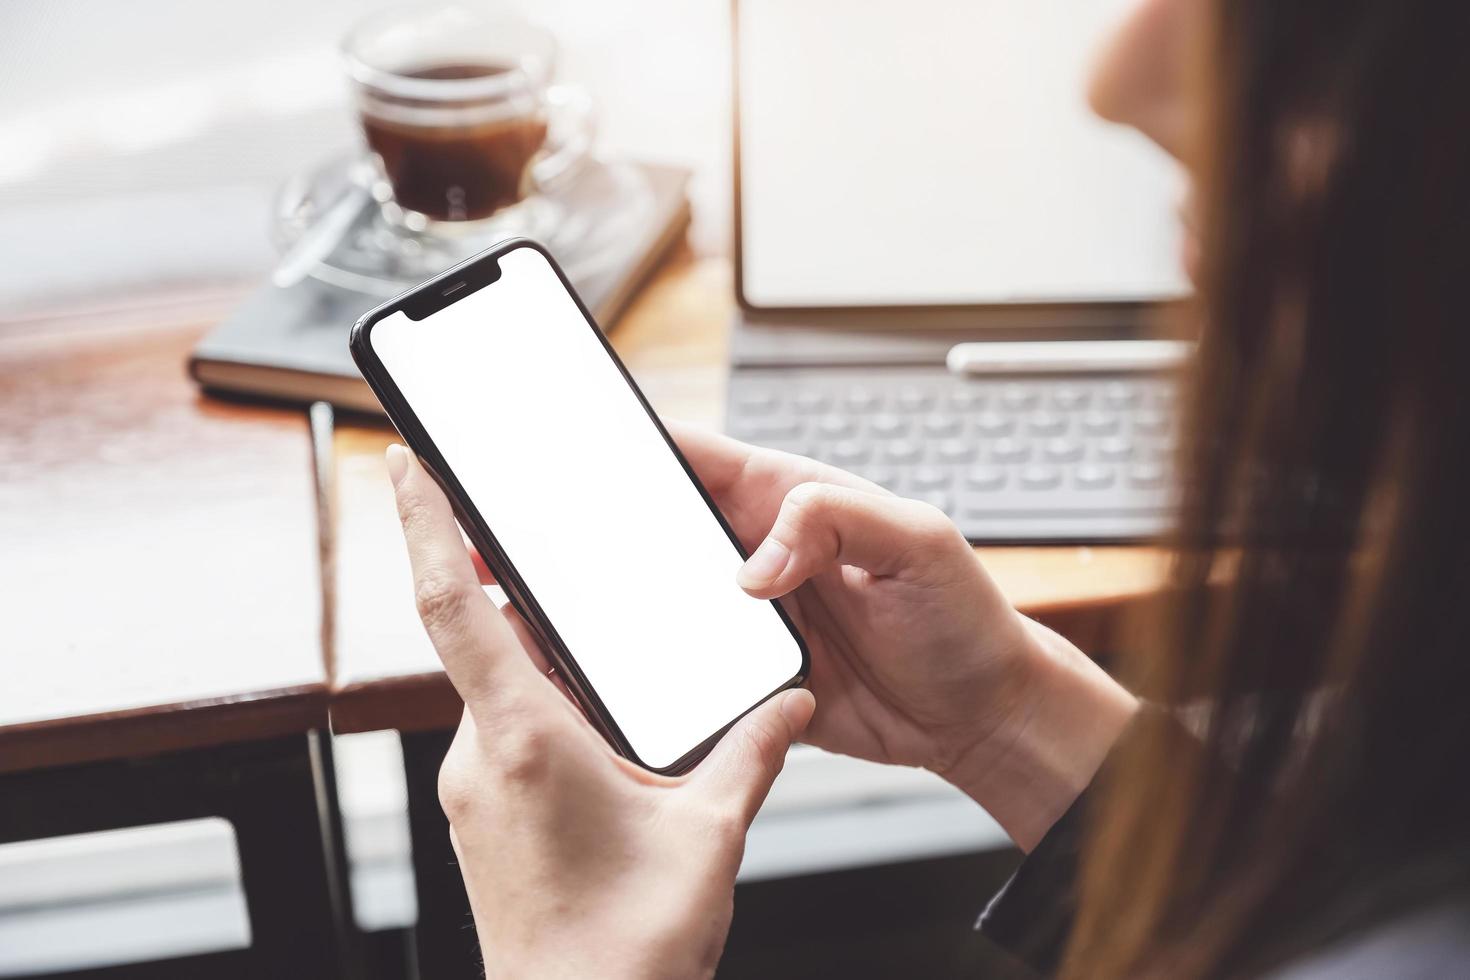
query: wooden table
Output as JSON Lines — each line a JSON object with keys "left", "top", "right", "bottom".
{"left": 0, "top": 306, "right": 356, "bottom": 978}
{"left": 322, "top": 244, "right": 1169, "bottom": 979}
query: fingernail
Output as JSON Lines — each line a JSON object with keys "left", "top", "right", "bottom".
{"left": 737, "top": 537, "right": 790, "bottom": 590}
{"left": 780, "top": 689, "right": 815, "bottom": 728}
{"left": 385, "top": 444, "right": 410, "bottom": 488}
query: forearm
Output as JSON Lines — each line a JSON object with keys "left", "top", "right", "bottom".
{"left": 940, "top": 616, "right": 1138, "bottom": 852}
{"left": 485, "top": 947, "right": 714, "bottom": 980}
{"left": 478, "top": 916, "right": 723, "bottom": 980}
{"left": 466, "top": 865, "right": 732, "bottom": 980}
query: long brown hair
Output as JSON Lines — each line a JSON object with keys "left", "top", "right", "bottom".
{"left": 1064, "top": 2, "right": 1470, "bottom": 976}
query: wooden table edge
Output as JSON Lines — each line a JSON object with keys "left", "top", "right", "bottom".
{"left": 330, "top": 672, "right": 464, "bottom": 736}
{"left": 0, "top": 684, "right": 330, "bottom": 775}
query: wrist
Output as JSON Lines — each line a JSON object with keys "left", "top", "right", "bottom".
{"left": 937, "top": 616, "right": 1137, "bottom": 852}
{"left": 488, "top": 936, "right": 717, "bottom": 980}
{"left": 480, "top": 891, "right": 728, "bottom": 980}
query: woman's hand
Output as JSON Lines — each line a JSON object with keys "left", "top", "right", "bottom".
{"left": 668, "top": 423, "right": 1137, "bottom": 851}
{"left": 389, "top": 445, "right": 814, "bottom": 978}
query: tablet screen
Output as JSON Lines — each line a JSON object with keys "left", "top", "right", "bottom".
{"left": 738, "top": 0, "right": 1189, "bottom": 308}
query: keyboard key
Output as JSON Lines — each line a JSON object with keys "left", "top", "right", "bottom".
{"left": 817, "top": 415, "right": 856, "bottom": 438}
{"left": 734, "top": 388, "right": 779, "bottom": 413}
{"left": 1098, "top": 436, "right": 1135, "bottom": 461}
{"left": 828, "top": 440, "right": 871, "bottom": 466}
{"left": 896, "top": 387, "right": 934, "bottom": 411}
{"left": 1133, "top": 410, "right": 1170, "bottom": 435}
{"left": 950, "top": 387, "right": 986, "bottom": 410}
{"left": 990, "top": 437, "right": 1031, "bottom": 463}
{"left": 870, "top": 413, "right": 908, "bottom": 437}
{"left": 793, "top": 390, "right": 832, "bottom": 413}
{"left": 1001, "top": 385, "right": 1039, "bottom": 411}
{"left": 1043, "top": 437, "right": 1085, "bottom": 462}
{"left": 1028, "top": 412, "right": 1067, "bottom": 436}
{"left": 1103, "top": 382, "right": 1142, "bottom": 409}
{"left": 922, "top": 413, "right": 963, "bottom": 437}
{"left": 1020, "top": 464, "right": 1063, "bottom": 490}
{"left": 1052, "top": 386, "right": 1088, "bottom": 410}
{"left": 750, "top": 418, "right": 801, "bottom": 439}
{"left": 936, "top": 439, "right": 976, "bottom": 463}
{"left": 911, "top": 466, "right": 951, "bottom": 490}
{"left": 846, "top": 388, "right": 882, "bottom": 411}
{"left": 1150, "top": 434, "right": 1178, "bottom": 460}
{"left": 883, "top": 440, "right": 923, "bottom": 463}
{"left": 976, "top": 412, "right": 1014, "bottom": 436}
{"left": 1128, "top": 462, "right": 1166, "bottom": 488}
{"left": 1080, "top": 410, "right": 1119, "bottom": 435}
{"left": 964, "top": 465, "right": 1007, "bottom": 490}
{"left": 1074, "top": 463, "right": 1117, "bottom": 489}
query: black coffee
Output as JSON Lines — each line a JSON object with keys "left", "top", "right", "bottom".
{"left": 362, "top": 63, "right": 549, "bottom": 222}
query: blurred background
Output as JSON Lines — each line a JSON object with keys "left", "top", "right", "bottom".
{"left": 0, "top": 0, "right": 730, "bottom": 318}
{"left": 0, "top": 1, "right": 1174, "bottom": 976}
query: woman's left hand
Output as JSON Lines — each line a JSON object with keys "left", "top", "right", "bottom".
{"left": 387, "top": 444, "right": 815, "bottom": 978}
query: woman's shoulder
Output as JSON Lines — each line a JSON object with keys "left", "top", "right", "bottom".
{"left": 1266, "top": 896, "right": 1470, "bottom": 980}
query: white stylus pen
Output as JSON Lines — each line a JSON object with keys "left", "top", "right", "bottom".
{"left": 945, "top": 339, "right": 1193, "bottom": 375}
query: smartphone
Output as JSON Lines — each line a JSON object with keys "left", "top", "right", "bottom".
{"left": 350, "top": 239, "right": 809, "bottom": 774}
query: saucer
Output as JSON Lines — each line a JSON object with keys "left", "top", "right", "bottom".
{"left": 273, "top": 153, "right": 656, "bottom": 296}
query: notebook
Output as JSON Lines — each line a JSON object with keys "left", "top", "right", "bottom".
{"left": 190, "top": 161, "right": 690, "bottom": 413}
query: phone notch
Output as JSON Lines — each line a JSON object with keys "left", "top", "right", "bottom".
{"left": 404, "top": 257, "right": 503, "bottom": 320}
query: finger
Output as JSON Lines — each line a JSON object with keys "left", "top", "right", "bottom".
{"left": 735, "top": 482, "right": 959, "bottom": 599}
{"left": 388, "top": 444, "right": 539, "bottom": 705}
{"left": 664, "top": 419, "right": 753, "bottom": 499}
{"left": 668, "top": 420, "right": 883, "bottom": 499}
{"left": 497, "top": 602, "right": 554, "bottom": 677}
{"left": 666, "top": 420, "right": 892, "bottom": 556}
{"left": 693, "top": 688, "right": 815, "bottom": 825}
{"left": 501, "top": 605, "right": 589, "bottom": 714}
{"left": 467, "top": 545, "right": 496, "bottom": 585}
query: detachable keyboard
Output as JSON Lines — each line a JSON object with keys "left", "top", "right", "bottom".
{"left": 724, "top": 367, "right": 1178, "bottom": 542}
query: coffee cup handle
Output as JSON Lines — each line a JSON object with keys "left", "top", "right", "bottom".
{"left": 533, "top": 85, "right": 595, "bottom": 190}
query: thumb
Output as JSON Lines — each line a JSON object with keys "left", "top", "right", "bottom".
{"left": 693, "top": 688, "right": 816, "bottom": 826}
{"left": 735, "top": 482, "right": 957, "bottom": 599}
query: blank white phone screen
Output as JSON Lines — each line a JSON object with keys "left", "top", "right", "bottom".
{"left": 370, "top": 246, "right": 804, "bottom": 770}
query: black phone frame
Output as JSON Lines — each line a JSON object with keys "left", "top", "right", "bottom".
{"left": 349, "top": 238, "right": 810, "bottom": 776}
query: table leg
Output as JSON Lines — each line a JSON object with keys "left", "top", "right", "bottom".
{"left": 308, "top": 728, "right": 368, "bottom": 978}
{"left": 0, "top": 732, "right": 357, "bottom": 979}
{"left": 399, "top": 729, "right": 479, "bottom": 980}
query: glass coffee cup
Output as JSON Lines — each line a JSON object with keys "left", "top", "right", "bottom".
{"left": 343, "top": 5, "right": 591, "bottom": 230}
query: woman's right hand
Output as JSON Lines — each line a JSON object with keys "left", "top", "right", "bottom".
{"left": 669, "top": 423, "right": 1137, "bottom": 851}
